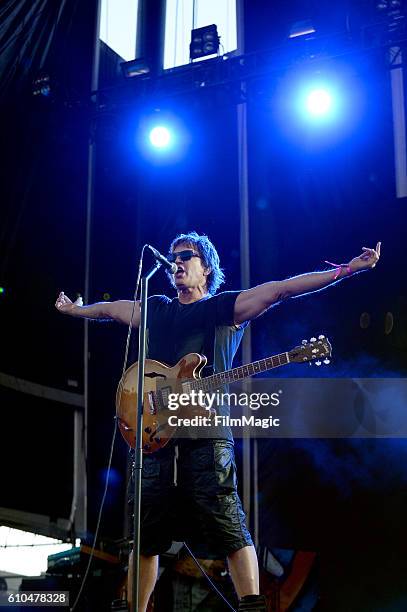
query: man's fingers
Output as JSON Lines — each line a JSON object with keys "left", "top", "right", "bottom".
{"left": 358, "top": 243, "right": 381, "bottom": 269}
{"left": 362, "top": 247, "right": 377, "bottom": 258}
{"left": 56, "top": 291, "right": 76, "bottom": 309}
{"left": 362, "top": 244, "right": 381, "bottom": 257}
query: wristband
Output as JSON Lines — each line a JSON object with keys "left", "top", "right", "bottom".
{"left": 324, "top": 261, "right": 352, "bottom": 280}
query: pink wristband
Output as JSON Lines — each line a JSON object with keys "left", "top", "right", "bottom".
{"left": 324, "top": 261, "right": 352, "bottom": 280}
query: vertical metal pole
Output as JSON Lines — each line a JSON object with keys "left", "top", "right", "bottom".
{"left": 136, "top": 0, "right": 166, "bottom": 76}
{"left": 69, "top": 410, "right": 86, "bottom": 534}
{"left": 236, "top": 0, "right": 255, "bottom": 533}
{"left": 389, "top": 47, "right": 407, "bottom": 198}
{"left": 236, "top": 0, "right": 244, "bottom": 56}
{"left": 80, "top": 0, "right": 102, "bottom": 536}
{"left": 131, "top": 264, "right": 161, "bottom": 612}
{"left": 131, "top": 277, "right": 148, "bottom": 612}
{"left": 253, "top": 439, "right": 259, "bottom": 547}
{"left": 237, "top": 101, "right": 252, "bottom": 524}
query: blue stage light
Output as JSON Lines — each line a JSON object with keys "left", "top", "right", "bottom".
{"left": 306, "top": 88, "right": 333, "bottom": 116}
{"left": 149, "top": 126, "right": 171, "bottom": 148}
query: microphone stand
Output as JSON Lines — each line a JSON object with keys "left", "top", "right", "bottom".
{"left": 131, "top": 260, "right": 161, "bottom": 612}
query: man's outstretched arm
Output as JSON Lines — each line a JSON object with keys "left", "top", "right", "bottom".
{"left": 234, "top": 242, "right": 381, "bottom": 325}
{"left": 55, "top": 292, "right": 141, "bottom": 327}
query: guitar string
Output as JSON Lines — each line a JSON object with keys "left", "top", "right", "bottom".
{"left": 153, "top": 339, "right": 328, "bottom": 408}
{"left": 188, "top": 352, "right": 290, "bottom": 392}
{"left": 186, "top": 339, "right": 328, "bottom": 392}
{"left": 153, "top": 354, "right": 289, "bottom": 410}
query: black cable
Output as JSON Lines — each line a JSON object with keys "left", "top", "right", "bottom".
{"left": 70, "top": 244, "right": 147, "bottom": 611}
{"left": 69, "top": 414, "right": 118, "bottom": 612}
{"left": 183, "top": 543, "right": 237, "bottom": 612}
{"left": 118, "top": 244, "right": 148, "bottom": 384}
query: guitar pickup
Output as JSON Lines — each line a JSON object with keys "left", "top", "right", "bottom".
{"left": 147, "top": 392, "right": 157, "bottom": 415}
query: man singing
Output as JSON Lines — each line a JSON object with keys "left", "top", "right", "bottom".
{"left": 56, "top": 231, "right": 380, "bottom": 611}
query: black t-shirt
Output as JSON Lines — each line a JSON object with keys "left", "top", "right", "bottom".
{"left": 145, "top": 291, "right": 247, "bottom": 440}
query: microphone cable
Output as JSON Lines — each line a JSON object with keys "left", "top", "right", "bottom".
{"left": 70, "top": 244, "right": 147, "bottom": 611}
{"left": 183, "top": 543, "right": 237, "bottom": 612}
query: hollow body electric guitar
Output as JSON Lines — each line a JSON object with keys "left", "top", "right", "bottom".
{"left": 116, "top": 335, "right": 332, "bottom": 453}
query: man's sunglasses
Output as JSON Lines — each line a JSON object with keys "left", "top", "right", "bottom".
{"left": 167, "top": 249, "right": 201, "bottom": 263}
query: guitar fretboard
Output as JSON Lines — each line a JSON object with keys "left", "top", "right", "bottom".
{"left": 189, "top": 352, "right": 289, "bottom": 393}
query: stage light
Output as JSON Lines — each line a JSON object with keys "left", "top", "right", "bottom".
{"left": 278, "top": 68, "right": 360, "bottom": 142}
{"left": 121, "top": 58, "right": 150, "bottom": 79}
{"left": 135, "top": 112, "right": 189, "bottom": 162}
{"left": 289, "top": 19, "right": 316, "bottom": 39}
{"left": 149, "top": 126, "right": 171, "bottom": 148}
{"left": 190, "top": 24, "right": 220, "bottom": 60}
{"left": 32, "top": 73, "right": 51, "bottom": 97}
{"left": 305, "top": 89, "right": 333, "bottom": 116}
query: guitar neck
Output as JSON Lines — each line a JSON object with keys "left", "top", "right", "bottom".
{"left": 190, "top": 352, "right": 290, "bottom": 393}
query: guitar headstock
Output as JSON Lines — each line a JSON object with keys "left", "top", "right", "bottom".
{"left": 288, "top": 335, "right": 332, "bottom": 366}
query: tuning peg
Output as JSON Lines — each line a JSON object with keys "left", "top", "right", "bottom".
{"left": 315, "top": 360, "right": 322, "bottom": 366}
{"left": 310, "top": 337, "right": 317, "bottom": 342}
{"left": 323, "top": 359, "right": 330, "bottom": 364}
{"left": 318, "top": 334, "right": 325, "bottom": 340}
{"left": 302, "top": 339, "right": 308, "bottom": 345}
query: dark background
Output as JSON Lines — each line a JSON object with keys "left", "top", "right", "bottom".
{"left": 1, "top": 1, "right": 407, "bottom": 609}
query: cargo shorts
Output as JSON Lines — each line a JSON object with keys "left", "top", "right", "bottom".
{"left": 128, "top": 439, "right": 253, "bottom": 557}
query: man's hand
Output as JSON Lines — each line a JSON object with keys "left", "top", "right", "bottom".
{"left": 55, "top": 291, "right": 83, "bottom": 316}
{"left": 55, "top": 292, "right": 140, "bottom": 326}
{"left": 348, "top": 241, "right": 381, "bottom": 273}
{"left": 234, "top": 241, "right": 382, "bottom": 324}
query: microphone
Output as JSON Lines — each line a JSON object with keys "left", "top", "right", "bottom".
{"left": 147, "top": 245, "right": 178, "bottom": 274}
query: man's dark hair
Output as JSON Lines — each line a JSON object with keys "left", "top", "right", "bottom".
{"left": 167, "top": 231, "right": 225, "bottom": 295}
